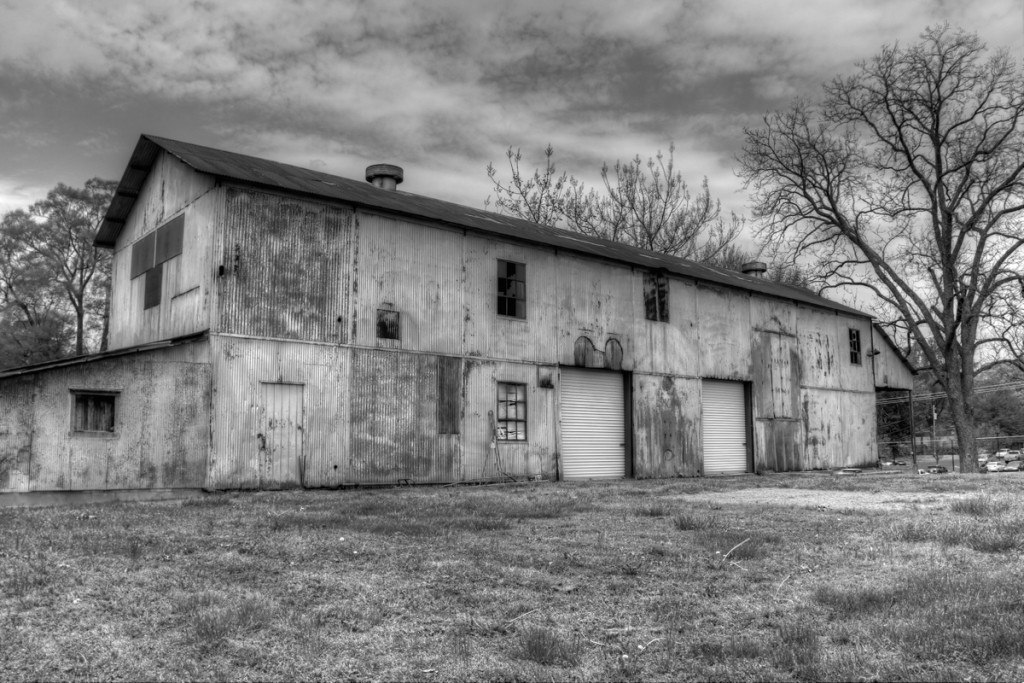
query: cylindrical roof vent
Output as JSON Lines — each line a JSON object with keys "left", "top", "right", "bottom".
{"left": 741, "top": 261, "right": 768, "bottom": 278}
{"left": 365, "top": 164, "right": 404, "bottom": 191}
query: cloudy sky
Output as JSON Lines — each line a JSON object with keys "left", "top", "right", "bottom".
{"left": 1, "top": 0, "right": 1021, "bottom": 239}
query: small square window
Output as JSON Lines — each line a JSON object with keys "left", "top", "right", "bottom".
{"left": 496, "top": 382, "right": 527, "bottom": 441}
{"left": 849, "top": 328, "right": 862, "bottom": 365}
{"left": 376, "top": 308, "right": 400, "bottom": 340}
{"left": 497, "top": 259, "right": 526, "bottom": 319}
{"left": 643, "top": 272, "right": 669, "bottom": 322}
{"left": 72, "top": 392, "right": 117, "bottom": 433}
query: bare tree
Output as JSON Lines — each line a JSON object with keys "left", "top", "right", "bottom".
{"left": 739, "top": 25, "right": 1024, "bottom": 472}
{"left": 487, "top": 144, "right": 742, "bottom": 263}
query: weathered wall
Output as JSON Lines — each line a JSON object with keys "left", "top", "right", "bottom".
{"left": 871, "top": 327, "right": 915, "bottom": 390}
{"left": 109, "top": 152, "right": 219, "bottom": 349}
{"left": 0, "top": 341, "right": 211, "bottom": 493}
{"left": 802, "top": 387, "right": 877, "bottom": 468}
{"left": 632, "top": 374, "right": 700, "bottom": 478}
{"left": 219, "top": 188, "right": 354, "bottom": 344}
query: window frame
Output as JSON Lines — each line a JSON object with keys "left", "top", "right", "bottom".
{"left": 70, "top": 390, "right": 119, "bottom": 436}
{"left": 496, "top": 381, "right": 528, "bottom": 441}
{"left": 849, "top": 328, "right": 862, "bottom": 365}
{"left": 643, "top": 271, "right": 670, "bottom": 323}
{"left": 375, "top": 308, "right": 401, "bottom": 340}
{"left": 496, "top": 259, "right": 527, "bottom": 320}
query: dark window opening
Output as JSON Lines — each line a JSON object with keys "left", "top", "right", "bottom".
{"left": 376, "top": 308, "right": 400, "bottom": 340}
{"left": 73, "top": 392, "right": 117, "bottom": 433}
{"left": 438, "top": 357, "right": 462, "bottom": 434}
{"left": 131, "top": 215, "right": 184, "bottom": 310}
{"left": 497, "top": 259, "right": 526, "bottom": 319}
{"left": 644, "top": 272, "right": 669, "bottom": 322}
{"left": 144, "top": 262, "right": 163, "bottom": 310}
{"left": 849, "top": 328, "right": 862, "bottom": 365}
{"left": 496, "top": 382, "right": 527, "bottom": 441}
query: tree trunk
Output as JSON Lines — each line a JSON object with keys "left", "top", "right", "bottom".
{"left": 946, "top": 379, "right": 978, "bottom": 473}
{"left": 75, "top": 305, "right": 85, "bottom": 356}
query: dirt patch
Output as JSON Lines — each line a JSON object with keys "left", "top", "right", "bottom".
{"left": 680, "top": 487, "right": 956, "bottom": 511}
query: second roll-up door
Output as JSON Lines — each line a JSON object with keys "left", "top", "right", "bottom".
{"left": 559, "top": 368, "right": 626, "bottom": 480}
{"left": 701, "top": 379, "right": 749, "bottom": 475}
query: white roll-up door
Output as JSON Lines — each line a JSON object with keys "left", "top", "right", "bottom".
{"left": 701, "top": 380, "right": 748, "bottom": 475}
{"left": 560, "top": 368, "right": 626, "bottom": 480}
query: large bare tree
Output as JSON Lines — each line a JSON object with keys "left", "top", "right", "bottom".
{"left": 739, "top": 26, "right": 1024, "bottom": 472}
{"left": 487, "top": 144, "right": 743, "bottom": 263}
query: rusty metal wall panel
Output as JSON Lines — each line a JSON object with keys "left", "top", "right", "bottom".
{"left": 461, "top": 359, "right": 555, "bottom": 481}
{"left": 696, "top": 285, "right": 753, "bottom": 380}
{"left": 110, "top": 187, "right": 220, "bottom": 350}
{"left": 632, "top": 374, "right": 700, "bottom": 478}
{"left": 553, "top": 255, "right": 636, "bottom": 370}
{"left": 754, "top": 419, "right": 804, "bottom": 472}
{"left": 0, "top": 376, "right": 35, "bottom": 492}
{"left": 220, "top": 188, "right": 353, "bottom": 344}
{"left": 351, "top": 213, "right": 465, "bottom": 355}
{"left": 796, "top": 308, "right": 840, "bottom": 389}
{"left": 751, "top": 331, "right": 800, "bottom": 420}
{"left": 633, "top": 278, "right": 699, "bottom": 376}
{"left": 836, "top": 318, "right": 874, "bottom": 393}
{"left": 209, "top": 336, "right": 349, "bottom": 490}
{"left": 872, "top": 332, "right": 914, "bottom": 390}
{"left": 801, "top": 387, "right": 876, "bottom": 469}
{"left": 751, "top": 296, "right": 798, "bottom": 336}
{"left": 462, "top": 237, "right": 561, "bottom": 363}
{"left": 347, "top": 348, "right": 461, "bottom": 484}
{"left": 10, "top": 341, "right": 211, "bottom": 492}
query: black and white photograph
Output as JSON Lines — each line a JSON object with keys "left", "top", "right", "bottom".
{"left": 2, "top": 0, "right": 1024, "bottom": 679}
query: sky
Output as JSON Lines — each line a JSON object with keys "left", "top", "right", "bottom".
{"left": 1, "top": 0, "right": 1022, "bottom": 245}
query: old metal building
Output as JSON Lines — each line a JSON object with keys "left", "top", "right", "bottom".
{"left": 0, "top": 135, "right": 914, "bottom": 494}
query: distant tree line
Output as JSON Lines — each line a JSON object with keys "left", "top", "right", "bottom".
{"left": 0, "top": 179, "right": 116, "bottom": 370}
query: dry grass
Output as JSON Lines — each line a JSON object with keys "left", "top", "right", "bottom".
{"left": 2, "top": 472, "right": 1024, "bottom": 680}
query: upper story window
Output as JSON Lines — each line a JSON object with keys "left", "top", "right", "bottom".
{"left": 130, "top": 215, "right": 184, "bottom": 310}
{"left": 849, "top": 328, "right": 862, "bottom": 365}
{"left": 643, "top": 272, "right": 669, "bottom": 322}
{"left": 497, "top": 259, "right": 526, "bottom": 319}
{"left": 376, "top": 307, "right": 400, "bottom": 340}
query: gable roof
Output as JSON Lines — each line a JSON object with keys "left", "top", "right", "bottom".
{"left": 97, "top": 134, "right": 868, "bottom": 318}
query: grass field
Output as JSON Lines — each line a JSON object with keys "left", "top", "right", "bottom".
{"left": 3, "top": 472, "right": 1024, "bottom": 681}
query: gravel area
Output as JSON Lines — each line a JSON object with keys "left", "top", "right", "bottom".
{"left": 680, "top": 487, "right": 962, "bottom": 511}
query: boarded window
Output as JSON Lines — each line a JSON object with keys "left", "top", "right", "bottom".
{"left": 376, "top": 308, "right": 400, "bottom": 340}
{"left": 643, "top": 272, "right": 669, "bottom": 322}
{"left": 155, "top": 214, "right": 184, "bottom": 264}
{"left": 144, "top": 262, "right": 163, "bottom": 310}
{"left": 496, "top": 382, "right": 527, "bottom": 441}
{"left": 497, "top": 259, "right": 526, "bottom": 319}
{"left": 130, "top": 232, "right": 156, "bottom": 279}
{"left": 72, "top": 392, "right": 116, "bottom": 433}
{"left": 438, "top": 356, "right": 462, "bottom": 434}
{"left": 849, "top": 328, "right": 862, "bottom": 365}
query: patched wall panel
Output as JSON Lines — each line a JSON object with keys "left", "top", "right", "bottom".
{"left": 696, "top": 285, "right": 752, "bottom": 380}
{"left": 754, "top": 419, "right": 804, "bottom": 472}
{"left": 632, "top": 374, "right": 700, "bottom": 478}
{"left": 0, "top": 376, "right": 35, "bottom": 492}
{"left": 220, "top": 188, "right": 353, "bottom": 344}
{"left": 802, "top": 387, "right": 876, "bottom": 469}
{"left": 633, "top": 279, "right": 699, "bottom": 377}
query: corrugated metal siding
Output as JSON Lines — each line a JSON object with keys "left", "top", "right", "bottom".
{"left": 802, "top": 387, "right": 876, "bottom": 469}
{"left": 633, "top": 279, "right": 698, "bottom": 376}
{"left": 754, "top": 419, "right": 804, "bottom": 472}
{"left": 220, "top": 188, "right": 353, "bottom": 344}
{"left": 1, "top": 341, "right": 211, "bottom": 493}
{"left": 0, "top": 376, "right": 35, "bottom": 492}
{"left": 348, "top": 348, "right": 460, "bottom": 484}
{"left": 351, "top": 213, "right": 464, "bottom": 354}
{"left": 701, "top": 380, "right": 748, "bottom": 475}
{"left": 209, "top": 336, "right": 349, "bottom": 489}
{"left": 632, "top": 374, "right": 699, "bottom": 478}
{"left": 697, "top": 285, "right": 753, "bottom": 380}
{"left": 559, "top": 369, "right": 626, "bottom": 480}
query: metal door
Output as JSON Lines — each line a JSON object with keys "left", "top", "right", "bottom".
{"left": 701, "top": 379, "right": 748, "bottom": 475}
{"left": 259, "top": 382, "right": 304, "bottom": 488}
{"left": 559, "top": 368, "right": 626, "bottom": 480}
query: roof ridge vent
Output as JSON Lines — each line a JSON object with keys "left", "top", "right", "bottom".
{"left": 741, "top": 261, "right": 768, "bottom": 277}
{"left": 365, "top": 164, "right": 404, "bottom": 190}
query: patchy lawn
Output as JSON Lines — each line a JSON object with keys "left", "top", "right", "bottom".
{"left": 3, "top": 471, "right": 1024, "bottom": 681}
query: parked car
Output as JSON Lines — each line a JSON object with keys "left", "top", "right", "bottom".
{"left": 926, "top": 465, "right": 949, "bottom": 474}
{"left": 996, "top": 449, "right": 1011, "bottom": 460}
{"left": 987, "top": 460, "right": 1007, "bottom": 473}
{"left": 1007, "top": 450, "right": 1022, "bottom": 461}
{"left": 1004, "top": 460, "right": 1024, "bottom": 472}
